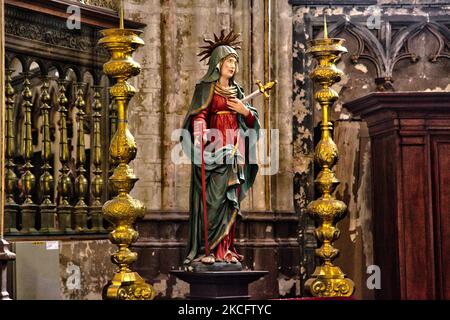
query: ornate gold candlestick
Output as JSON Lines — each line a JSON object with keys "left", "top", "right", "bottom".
{"left": 304, "top": 17, "right": 355, "bottom": 297}
{"left": 98, "top": 6, "right": 155, "bottom": 300}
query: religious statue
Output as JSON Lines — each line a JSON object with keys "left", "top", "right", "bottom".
{"left": 181, "top": 30, "right": 262, "bottom": 271}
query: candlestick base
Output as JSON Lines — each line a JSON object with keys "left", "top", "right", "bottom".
{"left": 305, "top": 265, "right": 354, "bottom": 297}
{"left": 103, "top": 271, "right": 155, "bottom": 300}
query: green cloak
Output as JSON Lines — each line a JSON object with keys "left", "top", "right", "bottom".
{"left": 181, "top": 45, "right": 261, "bottom": 264}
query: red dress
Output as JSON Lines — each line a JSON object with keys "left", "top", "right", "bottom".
{"left": 191, "top": 92, "right": 255, "bottom": 262}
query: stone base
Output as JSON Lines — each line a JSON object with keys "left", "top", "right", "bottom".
{"left": 170, "top": 270, "right": 268, "bottom": 300}
{"left": 39, "top": 206, "right": 59, "bottom": 234}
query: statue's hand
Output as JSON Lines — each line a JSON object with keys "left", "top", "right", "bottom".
{"left": 227, "top": 97, "right": 250, "bottom": 117}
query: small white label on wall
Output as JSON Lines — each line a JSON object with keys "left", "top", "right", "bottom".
{"left": 46, "top": 241, "right": 59, "bottom": 250}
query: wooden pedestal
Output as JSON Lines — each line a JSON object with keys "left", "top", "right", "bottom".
{"left": 170, "top": 270, "right": 268, "bottom": 300}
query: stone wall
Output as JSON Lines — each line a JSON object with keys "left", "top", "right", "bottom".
{"left": 7, "top": 239, "right": 115, "bottom": 300}
{"left": 59, "top": 239, "right": 115, "bottom": 299}
{"left": 125, "top": 0, "right": 294, "bottom": 214}
{"left": 123, "top": 0, "right": 298, "bottom": 299}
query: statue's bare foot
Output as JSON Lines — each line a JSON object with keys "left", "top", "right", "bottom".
{"left": 224, "top": 251, "right": 238, "bottom": 264}
{"left": 201, "top": 255, "right": 215, "bottom": 264}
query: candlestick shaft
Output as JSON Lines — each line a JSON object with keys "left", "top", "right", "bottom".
{"left": 304, "top": 35, "right": 354, "bottom": 297}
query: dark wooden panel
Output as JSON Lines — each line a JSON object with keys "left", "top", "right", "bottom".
{"left": 401, "top": 144, "right": 435, "bottom": 299}
{"left": 431, "top": 137, "right": 450, "bottom": 299}
{"left": 371, "top": 133, "right": 400, "bottom": 299}
{"left": 345, "top": 92, "right": 450, "bottom": 300}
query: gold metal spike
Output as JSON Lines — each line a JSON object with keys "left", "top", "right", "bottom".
{"left": 197, "top": 29, "right": 242, "bottom": 62}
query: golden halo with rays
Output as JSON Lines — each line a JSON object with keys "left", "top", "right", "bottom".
{"left": 197, "top": 29, "right": 242, "bottom": 62}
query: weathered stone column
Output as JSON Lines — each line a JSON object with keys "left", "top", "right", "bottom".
{"left": 160, "top": 0, "right": 178, "bottom": 210}
{"left": 248, "top": 0, "right": 267, "bottom": 212}
{"left": 271, "top": 0, "right": 294, "bottom": 212}
{"left": 126, "top": 0, "right": 163, "bottom": 211}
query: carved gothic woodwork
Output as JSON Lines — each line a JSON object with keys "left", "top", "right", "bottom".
{"left": 4, "top": 0, "right": 144, "bottom": 79}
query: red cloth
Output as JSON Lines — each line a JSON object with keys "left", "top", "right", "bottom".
{"left": 214, "top": 220, "right": 244, "bottom": 262}
{"left": 192, "top": 93, "right": 255, "bottom": 147}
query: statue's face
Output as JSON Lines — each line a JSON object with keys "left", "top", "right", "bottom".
{"left": 220, "top": 55, "right": 237, "bottom": 80}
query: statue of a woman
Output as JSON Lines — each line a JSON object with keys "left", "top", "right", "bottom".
{"left": 181, "top": 30, "right": 260, "bottom": 270}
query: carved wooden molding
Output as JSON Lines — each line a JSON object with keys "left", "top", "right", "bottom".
{"left": 344, "top": 92, "right": 450, "bottom": 117}
{"left": 4, "top": 0, "right": 145, "bottom": 76}
{"left": 5, "top": 5, "right": 102, "bottom": 52}
{"left": 5, "top": 4, "right": 107, "bottom": 78}
{"left": 5, "top": 0, "right": 145, "bottom": 29}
